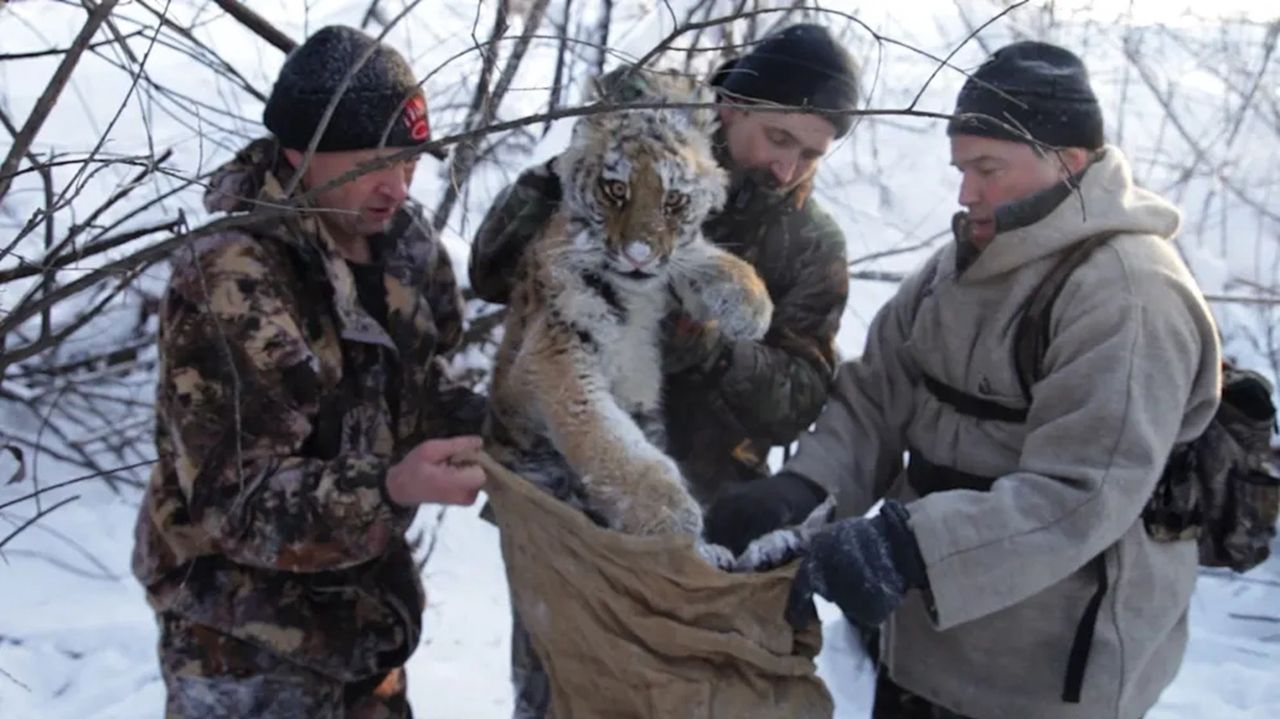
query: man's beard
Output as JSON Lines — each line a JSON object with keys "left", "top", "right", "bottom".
{"left": 725, "top": 165, "right": 790, "bottom": 204}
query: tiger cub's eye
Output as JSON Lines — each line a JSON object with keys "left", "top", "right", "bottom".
{"left": 663, "top": 191, "right": 689, "bottom": 215}
{"left": 599, "top": 179, "right": 629, "bottom": 204}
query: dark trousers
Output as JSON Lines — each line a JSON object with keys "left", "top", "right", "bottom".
{"left": 509, "top": 610, "right": 551, "bottom": 719}
{"left": 873, "top": 673, "right": 973, "bottom": 719}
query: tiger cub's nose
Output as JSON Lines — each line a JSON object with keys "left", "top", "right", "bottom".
{"left": 623, "top": 241, "right": 655, "bottom": 268}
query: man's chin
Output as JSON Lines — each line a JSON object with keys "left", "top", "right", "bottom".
{"left": 967, "top": 223, "right": 996, "bottom": 247}
{"left": 727, "top": 168, "right": 795, "bottom": 200}
{"left": 356, "top": 217, "right": 395, "bottom": 237}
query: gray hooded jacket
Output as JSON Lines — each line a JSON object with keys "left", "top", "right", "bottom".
{"left": 786, "top": 147, "right": 1221, "bottom": 719}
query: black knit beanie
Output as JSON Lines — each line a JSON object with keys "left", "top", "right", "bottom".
{"left": 947, "top": 41, "right": 1103, "bottom": 150}
{"left": 711, "top": 24, "right": 860, "bottom": 138}
{"left": 263, "top": 26, "right": 429, "bottom": 151}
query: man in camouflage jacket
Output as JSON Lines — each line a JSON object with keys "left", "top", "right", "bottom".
{"left": 470, "top": 24, "right": 857, "bottom": 511}
{"left": 132, "top": 27, "right": 484, "bottom": 718}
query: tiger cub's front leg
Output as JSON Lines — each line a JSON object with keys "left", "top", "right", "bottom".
{"left": 528, "top": 324, "right": 702, "bottom": 537}
{"left": 669, "top": 239, "right": 773, "bottom": 342}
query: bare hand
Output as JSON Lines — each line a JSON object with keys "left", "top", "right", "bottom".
{"left": 385, "top": 436, "right": 486, "bottom": 508}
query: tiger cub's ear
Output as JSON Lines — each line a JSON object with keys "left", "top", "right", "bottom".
{"left": 588, "top": 67, "right": 719, "bottom": 137}
{"left": 677, "top": 79, "right": 719, "bottom": 138}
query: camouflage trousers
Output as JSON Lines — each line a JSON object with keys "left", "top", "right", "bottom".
{"left": 510, "top": 610, "right": 551, "bottom": 719}
{"left": 158, "top": 613, "right": 411, "bottom": 719}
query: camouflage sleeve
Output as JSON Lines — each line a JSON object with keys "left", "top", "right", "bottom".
{"left": 159, "top": 234, "right": 411, "bottom": 573}
{"left": 716, "top": 209, "right": 850, "bottom": 444}
{"left": 467, "top": 160, "right": 561, "bottom": 304}
{"left": 422, "top": 232, "right": 487, "bottom": 437}
{"left": 426, "top": 227, "right": 465, "bottom": 354}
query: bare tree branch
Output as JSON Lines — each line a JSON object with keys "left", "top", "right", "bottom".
{"left": 0, "top": 216, "right": 184, "bottom": 285}
{"left": 0, "top": 0, "right": 121, "bottom": 204}
{"left": 360, "top": 0, "right": 387, "bottom": 30}
{"left": 0, "top": 30, "right": 144, "bottom": 61}
{"left": 434, "top": 0, "right": 557, "bottom": 233}
{"left": 908, "top": 0, "right": 1030, "bottom": 109}
{"left": 0, "top": 495, "right": 80, "bottom": 552}
{"left": 848, "top": 229, "right": 949, "bottom": 268}
{"left": 210, "top": 0, "right": 296, "bottom": 54}
{"left": 0, "top": 209, "right": 288, "bottom": 354}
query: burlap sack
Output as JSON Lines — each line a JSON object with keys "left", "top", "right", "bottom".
{"left": 476, "top": 453, "right": 834, "bottom": 719}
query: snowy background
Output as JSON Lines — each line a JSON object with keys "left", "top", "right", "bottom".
{"left": 2, "top": 0, "right": 1279, "bottom": 717}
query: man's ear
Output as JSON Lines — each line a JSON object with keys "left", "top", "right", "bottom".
{"left": 717, "top": 106, "right": 743, "bottom": 129}
{"left": 1058, "top": 147, "right": 1092, "bottom": 177}
{"left": 282, "top": 147, "right": 304, "bottom": 168}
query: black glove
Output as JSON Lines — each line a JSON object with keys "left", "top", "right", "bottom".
{"left": 704, "top": 472, "right": 829, "bottom": 555}
{"left": 785, "top": 500, "right": 928, "bottom": 630}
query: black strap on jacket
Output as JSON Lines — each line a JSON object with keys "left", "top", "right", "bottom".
{"left": 1011, "top": 231, "right": 1119, "bottom": 402}
{"left": 920, "top": 373, "right": 1028, "bottom": 424}
{"left": 906, "top": 447, "right": 998, "bottom": 496}
{"left": 1062, "top": 555, "right": 1109, "bottom": 703}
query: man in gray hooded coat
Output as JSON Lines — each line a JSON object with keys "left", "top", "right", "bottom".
{"left": 706, "top": 41, "right": 1222, "bottom": 719}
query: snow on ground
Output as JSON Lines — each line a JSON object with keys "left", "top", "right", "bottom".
{"left": 2, "top": 479, "right": 1278, "bottom": 718}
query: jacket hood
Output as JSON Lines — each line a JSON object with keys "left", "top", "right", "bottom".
{"left": 959, "top": 146, "right": 1182, "bottom": 282}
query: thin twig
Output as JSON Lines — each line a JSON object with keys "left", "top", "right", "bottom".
{"left": 1230, "top": 613, "right": 1280, "bottom": 624}
{"left": 434, "top": 0, "right": 554, "bottom": 233}
{"left": 907, "top": 1, "right": 1030, "bottom": 110}
{"left": 135, "top": 0, "right": 268, "bottom": 102}
{"left": 0, "top": 30, "right": 144, "bottom": 61}
{"left": 0, "top": 0, "right": 121, "bottom": 204}
{"left": 1, "top": 263, "right": 150, "bottom": 368}
{"left": 848, "top": 229, "right": 949, "bottom": 268}
{"left": 0, "top": 495, "right": 79, "bottom": 551}
{"left": 52, "top": 0, "right": 170, "bottom": 210}
{"left": 1203, "top": 294, "right": 1280, "bottom": 306}
{"left": 0, "top": 210, "right": 285, "bottom": 347}
{"left": 211, "top": 0, "right": 296, "bottom": 53}
{"left": 0, "top": 216, "right": 183, "bottom": 285}
{"left": 850, "top": 270, "right": 906, "bottom": 283}
{"left": 0, "top": 459, "right": 155, "bottom": 513}
{"left": 415, "top": 506, "right": 449, "bottom": 572}
{"left": 360, "top": 0, "right": 386, "bottom": 29}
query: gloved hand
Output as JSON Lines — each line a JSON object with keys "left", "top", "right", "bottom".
{"left": 661, "top": 311, "right": 732, "bottom": 378}
{"left": 704, "top": 472, "right": 829, "bottom": 555}
{"left": 785, "top": 500, "right": 929, "bottom": 630}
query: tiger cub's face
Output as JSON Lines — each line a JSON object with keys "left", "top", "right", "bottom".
{"left": 556, "top": 75, "right": 727, "bottom": 284}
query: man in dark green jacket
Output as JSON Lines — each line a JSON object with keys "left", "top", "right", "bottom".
{"left": 470, "top": 24, "right": 857, "bottom": 516}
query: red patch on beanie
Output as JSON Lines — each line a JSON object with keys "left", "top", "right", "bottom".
{"left": 402, "top": 95, "right": 430, "bottom": 142}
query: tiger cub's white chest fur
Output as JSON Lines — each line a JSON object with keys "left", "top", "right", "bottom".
{"left": 548, "top": 258, "right": 668, "bottom": 408}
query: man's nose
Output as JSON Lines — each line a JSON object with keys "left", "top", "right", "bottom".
{"left": 771, "top": 154, "right": 798, "bottom": 187}
{"left": 379, "top": 170, "right": 410, "bottom": 203}
{"left": 957, "top": 173, "right": 981, "bottom": 207}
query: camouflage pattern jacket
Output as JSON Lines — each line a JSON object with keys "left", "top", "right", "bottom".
{"left": 470, "top": 150, "right": 849, "bottom": 502}
{"left": 132, "top": 138, "right": 482, "bottom": 682}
